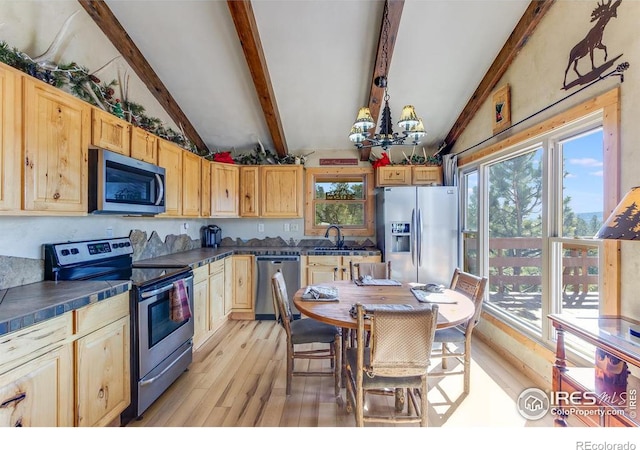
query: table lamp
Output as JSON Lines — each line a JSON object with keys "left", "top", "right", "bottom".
{"left": 595, "top": 186, "right": 640, "bottom": 337}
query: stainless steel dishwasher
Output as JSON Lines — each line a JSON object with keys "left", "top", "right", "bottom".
{"left": 255, "top": 255, "right": 301, "bottom": 320}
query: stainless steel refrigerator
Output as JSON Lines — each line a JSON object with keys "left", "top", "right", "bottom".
{"left": 376, "top": 186, "right": 459, "bottom": 285}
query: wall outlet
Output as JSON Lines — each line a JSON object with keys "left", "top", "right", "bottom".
{"left": 180, "top": 222, "right": 189, "bottom": 235}
{"left": 106, "top": 227, "right": 114, "bottom": 238}
{"left": 258, "top": 223, "right": 265, "bottom": 233}
{"left": 284, "top": 223, "right": 290, "bottom": 232}
{"left": 291, "top": 223, "right": 299, "bottom": 232}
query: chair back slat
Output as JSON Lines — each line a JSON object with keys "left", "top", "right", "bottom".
{"left": 350, "top": 261, "right": 391, "bottom": 281}
{"left": 271, "top": 271, "right": 293, "bottom": 335}
{"left": 449, "top": 268, "right": 488, "bottom": 332}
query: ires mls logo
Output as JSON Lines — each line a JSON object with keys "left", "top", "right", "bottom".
{"left": 516, "top": 387, "right": 637, "bottom": 421}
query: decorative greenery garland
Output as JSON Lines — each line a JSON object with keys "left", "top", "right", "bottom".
{"left": 0, "top": 41, "right": 197, "bottom": 153}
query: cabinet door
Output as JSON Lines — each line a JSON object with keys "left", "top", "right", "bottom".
{"left": 182, "top": 150, "right": 201, "bottom": 217}
{"left": 239, "top": 166, "right": 259, "bottom": 217}
{"left": 209, "top": 263, "right": 225, "bottom": 333}
{"left": 375, "top": 166, "right": 411, "bottom": 187}
{"left": 232, "top": 255, "right": 254, "bottom": 311}
{"left": 260, "top": 165, "right": 303, "bottom": 218}
{"left": 0, "top": 64, "right": 20, "bottom": 211}
{"left": 211, "top": 163, "right": 239, "bottom": 217}
{"left": 306, "top": 256, "right": 341, "bottom": 283}
{"left": 23, "top": 78, "right": 89, "bottom": 212}
{"left": 224, "top": 257, "right": 233, "bottom": 315}
{"left": 201, "top": 160, "right": 211, "bottom": 217}
{"left": 130, "top": 127, "right": 157, "bottom": 164}
{"left": 193, "top": 277, "right": 210, "bottom": 350}
{"left": 75, "top": 316, "right": 130, "bottom": 427}
{"left": 0, "top": 344, "right": 73, "bottom": 427}
{"left": 412, "top": 166, "right": 443, "bottom": 186}
{"left": 91, "top": 108, "right": 131, "bottom": 155}
{"left": 157, "top": 139, "right": 183, "bottom": 216}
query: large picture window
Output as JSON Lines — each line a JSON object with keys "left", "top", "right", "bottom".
{"left": 304, "top": 168, "right": 375, "bottom": 236}
{"left": 458, "top": 89, "right": 619, "bottom": 346}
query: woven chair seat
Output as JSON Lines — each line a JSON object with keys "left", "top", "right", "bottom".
{"left": 346, "top": 348, "right": 424, "bottom": 389}
{"left": 290, "top": 319, "right": 340, "bottom": 345}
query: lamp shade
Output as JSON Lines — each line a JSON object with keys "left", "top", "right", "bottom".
{"left": 595, "top": 187, "right": 640, "bottom": 240}
{"left": 398, "top": 105, "right": 419, "bottom": 131}
{"left": 407, "top": 118, "right": 426, "bottom": 141}
{"left": 353, "top": 107, "right": 375, "bottom": 132}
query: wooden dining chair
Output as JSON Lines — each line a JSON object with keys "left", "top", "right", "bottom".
{"left": 349, "top": 261, "right": 391, "bottom": 281}
{"left": 344, "top": 302, "right": 439, "bottom": 426}
{"left": 271, "top": 270, "right": 341, "bottom": 396}
{"left": 429, "top": 268, "right": 488, "bottom": 394}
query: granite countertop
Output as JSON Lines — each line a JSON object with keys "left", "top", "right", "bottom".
{"left": 134, "top": 246, "right": 382, "bottom": 269}
{"left": 0, "top": 279, "right": 131, "bottom": 337}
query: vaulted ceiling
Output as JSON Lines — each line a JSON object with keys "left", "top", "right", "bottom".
{"left": 79, "top": 0, "right": 554, "bottom": 161}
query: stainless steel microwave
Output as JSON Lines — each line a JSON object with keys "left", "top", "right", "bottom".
{"left": 88, "top": 148, "right": 166, "bottom": 215}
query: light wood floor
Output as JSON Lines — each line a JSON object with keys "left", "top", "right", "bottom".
{"left": 125, "top": 318, "right": 570, "bottom": 428}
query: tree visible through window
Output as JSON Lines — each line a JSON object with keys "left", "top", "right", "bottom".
{"left": 304, "top": 168, "right": 375, "bottom": 236}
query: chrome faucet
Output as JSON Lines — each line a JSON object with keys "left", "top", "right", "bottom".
{"left": 324, "top": 225, "right": 344, "bottom": 248}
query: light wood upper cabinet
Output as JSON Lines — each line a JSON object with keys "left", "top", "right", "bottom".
{"left": 182, "top": 150, "right": 201, "bottom": 217}
{"left": 375, "top": 166, "right": 411, "bottom": 186}
{"left": 23, "top": 77, "right": 90, "bottom": 213}
{"left": 239, "top": 166, "right": 259, "bottom": 217}
{"left": 201, "top": 160, "right": 212, "bottom": 217}
{"left": 211, "top": 162, "right": 239, "bottom": 217}
{"left": 157, "top": 139, "right": 183, "bottom": 216}
{"left": 412, "top": 166, "right": 443, "bottom": 186}
{"left": 259, "top": 165, "right": 303, "bottom": 218}
{"left": 0, "top": 344, "right": 74, "bottom": 427}
{"left": 0, "top": 64, "right": 20, "bottom": 212}
{"left": 91, "top": 108, "right": 131, "bottom": 156}
{"left": 130, "top": 126, "right": 158, "bottom": 164}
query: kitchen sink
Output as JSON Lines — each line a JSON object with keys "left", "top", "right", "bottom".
{"left": 313, "top": 246, "right": 367, "bottom": 251}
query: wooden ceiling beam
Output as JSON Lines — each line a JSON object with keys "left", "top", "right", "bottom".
{"left": 441, "top": 0, "right": 556, "bottom": 154}
{"left": 360, "top": 0, "right": 404, "bottom": 162}
{"left": 78, "top": 0, "right": 209, "bottom": 154}
{"left": 227, "top": 0, "right": 288, "bottom": 158}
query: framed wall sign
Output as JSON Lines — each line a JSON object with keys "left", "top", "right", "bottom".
{"left": 492, "top": 84, "right": 511, "bottom": 135}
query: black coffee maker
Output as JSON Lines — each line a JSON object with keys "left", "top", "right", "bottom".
{"left": 202, "top": 225, "right": 222, "bottom": 248}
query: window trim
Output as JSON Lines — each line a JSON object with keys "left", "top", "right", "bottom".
{"left": 458, "top": 88, "right": 620, "bottom": 319}
{"left": 304, "top": 167, "right": 375, "bottom": 236}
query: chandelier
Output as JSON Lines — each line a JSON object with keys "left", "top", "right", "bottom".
{"left": 348, "top": 2, "right": 426, "bottom": 152}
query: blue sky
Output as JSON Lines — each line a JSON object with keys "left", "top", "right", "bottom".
{"left": 562, "top": 129, "right": 604, "bottom": 214}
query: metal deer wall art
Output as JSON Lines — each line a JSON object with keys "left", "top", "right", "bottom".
{"left": 562, "top": 0, "right": 623, "bottom": 89}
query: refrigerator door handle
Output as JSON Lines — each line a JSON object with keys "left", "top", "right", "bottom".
{"left": 417, "top": 208, "right": 423, "bottom": 267}
{"left": 411, "top": 208, "right": 416, "bottom": 267}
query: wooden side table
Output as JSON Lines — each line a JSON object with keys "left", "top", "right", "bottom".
{"left": 548, "top": 314, "right": 640, "bottom": 427}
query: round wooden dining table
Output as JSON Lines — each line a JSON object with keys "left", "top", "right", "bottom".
{"left": 293, "top": 279, "right": 475, "bottom": 331}
{"left": 293, "top": 279, "right": 476, "bottom": 393}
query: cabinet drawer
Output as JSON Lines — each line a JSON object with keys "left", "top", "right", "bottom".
{"left": 307, "top": 256, "right": 341, "bottom": 266}
{"left": 376, "top": 166, "right": 411, "bottom": 186}
{"left": 193, "top": 265, "right": 209, "bottom": 284}
{"left": 0, "top": 315, "right": 72, "bottom": 370}
{"left": 74, "top": 292, "right": 129, "bottom": 336}
{"left": 209, "top": 259, "right": 225, "bottom": 275}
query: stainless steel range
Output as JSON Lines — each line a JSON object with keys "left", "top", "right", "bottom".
{"left": 43, "top": 237, "right": 194, "bottom": 424}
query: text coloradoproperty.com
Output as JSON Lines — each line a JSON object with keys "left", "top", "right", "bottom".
{"left": 576, "top": 442, "right": 636, "bottom": 450}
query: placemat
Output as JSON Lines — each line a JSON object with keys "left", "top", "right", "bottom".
{"left": 354, "top": 278, "right": 402, "bottom": 286}
{"left": 301, "top": 286, "right": 339, "bottom": 301}
{"left": 410, "top": 288, "right": 458, "bottom": 304}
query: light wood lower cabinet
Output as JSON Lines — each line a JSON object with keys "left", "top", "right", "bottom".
{"left": 302, "top": 255, "right": 382, "bottom": 286}
{"left": 224, "top": 257, "right": 233, "bottom": 315}
{"left": 75, "top": 316, "right": 130, "bottom": 427}
{"left": 193, "top": 258, "right": 232, "bottom": 350}
{"left": 0, "top": 344, "right": 73, "bottom": 427}
{"left": 0, "top": 291, "right": 130, "bottom": 427}
{"left": 231, "top": 255, "right": 254, "bottom": 319}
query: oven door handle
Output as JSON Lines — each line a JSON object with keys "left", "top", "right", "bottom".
{"left": 140, "top": 275, "right": 193, "bottom": 299}
{"left": 139, "top": 344, "right": 192, "bottom": 387}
